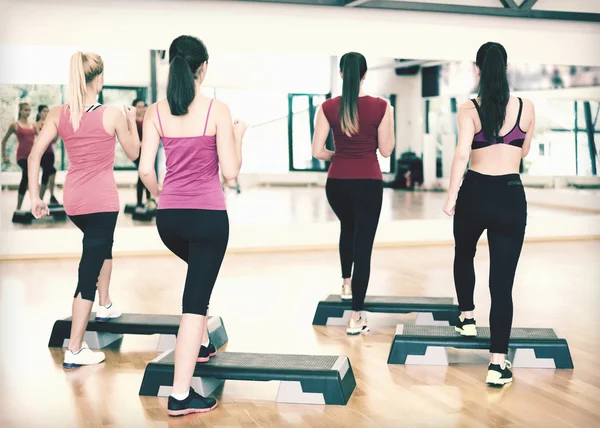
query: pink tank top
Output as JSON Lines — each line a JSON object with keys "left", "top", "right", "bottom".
{"left": 58, "top": 105, "right": 119, "bottom": 216}
{"left": 157, "top": 99, "right": 226, "bottom": 211}
{"left": 15, "top": 123, "right": 36, "bottom": 160}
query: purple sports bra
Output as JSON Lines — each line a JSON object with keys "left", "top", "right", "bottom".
{"left": 472, "top": 97, "right": 526, "bottom": 150}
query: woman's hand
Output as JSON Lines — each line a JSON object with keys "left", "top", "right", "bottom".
{"left": 443, "top": 197, "right": 456, "bottom": 217}
{"left": 31, "top": 198, "right": 50, "bottom": 219}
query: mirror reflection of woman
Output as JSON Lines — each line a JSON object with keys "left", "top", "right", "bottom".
{"left": 36, "top": 104, "right": 61, "bottom": 205}
{"left": 131, "top": 98, "right": 156, "bottom": 209}
{"left": 28, "top": 51, "right": 140, "bottom": 369}
{"left": 1, "top": 102, "right": 37, "bottom": 211}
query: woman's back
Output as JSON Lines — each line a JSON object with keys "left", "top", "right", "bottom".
{"left": 58, "top": 105, "right": 119, "bottom": 215}
{"left": 155, "top": 96, "right": 225, "bottom": 210}
{"left": 322, "top": 95, "right": 387, "bottom": 180}
{"left": 468, "top": 95, "right": 534, "bottom": 175}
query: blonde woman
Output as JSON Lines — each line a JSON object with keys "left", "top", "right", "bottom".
{"left": 28, "top": 51, "right": 140, "bottom": 368}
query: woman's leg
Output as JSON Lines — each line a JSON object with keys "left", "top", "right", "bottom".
{"left": 17, "top": 159, "right": 28, "bottom": 210}
{"left": 326, "top": 179, "right": 354, "bottom": 292}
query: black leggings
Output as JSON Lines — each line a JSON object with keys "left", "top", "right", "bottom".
{"left": 133, "top": 157, "right": 151, "bottom": 205}
{"left": 17, "top": 159, "right": 28, "bottom": 196}
{"left": 41, "top": 152, "right": 56, "bottom": 185}
{"left": 326, "top": 178, "right": 383, "bottom": 311}
{"left": 69, "top": 212, "right": 119, "bottom": 302}
{"left": 453, "top": 170, "right": 527, "bottom": 354}
{"left": 156, "top": 209, "right": 229, "bottom": 316}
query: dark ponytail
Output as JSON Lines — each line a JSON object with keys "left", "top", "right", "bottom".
{"left": 476, "top": 42, "right": 509, "bottom": 142}
{"left": 167, "top": 35, "right": 209, "bottom": 116}
{"left": 339, "top": 52, "right": 367, "bottom": 137}
{"left": 36, "top": 104, "right": 48, "bottom": 122}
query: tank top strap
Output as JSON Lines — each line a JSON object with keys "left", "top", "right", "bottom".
{"left": 156, "top": 102, "right": 165, "bottom": 137}
{"left": 203, "top": 99, "right": 214, "bottom": 136}
{"left": 515, "top": 97, "right": 523, "bottom": 128}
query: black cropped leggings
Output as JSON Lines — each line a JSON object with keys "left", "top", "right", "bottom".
{"left": 156, "top": 209, "right": 229, "bottom": 316}
{"left": 69, "top": 212, "right": 119, "bottom": 302}
{"left": 453, "top": 170, "right": 527, "bottom": 354}
{"left": 17, "top": 159, "right": 28, "bottom": 196}
{"left": 17, "top": 154, "right": 56, "bottom": 196}
{"left": 326, "top": 178, "right": 383, "bottom": 311}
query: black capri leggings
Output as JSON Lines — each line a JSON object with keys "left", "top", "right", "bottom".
{"left": 326, "top": 178, "right": 383, "bottom": 311}
{"left": 69, "top": 212, "right": 118, "bottom": 302}
{"left": 17, "top": 158, "right": 28, "bottom": 196}
{"left": 453, "top": 170, "right": 527, "bottom": 354}
{"left": 156, "top": 209, "right": 229, "bottom": 316}
{"left": 40, "top": 152, "right": 56, "bottom": 185}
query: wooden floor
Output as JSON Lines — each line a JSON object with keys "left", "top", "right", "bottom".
{"left": 1, "top": 241, "right": 599, "bottom": 427}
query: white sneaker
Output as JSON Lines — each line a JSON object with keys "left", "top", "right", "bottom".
{"left": 341, "top": 283, "right": 352, "bottom": 300}
{"left": 346, "top": 312, "right": 370, "bottom": 335}
{"left": 95, "top": 302, "right": 122, "bottom": 322}
{"left": 63, "top": 342, "right": 105, "bottom": 369}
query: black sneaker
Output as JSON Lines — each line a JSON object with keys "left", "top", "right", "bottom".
{"left": 197, "top": 342, "right": 217, "bottom": 363}
{"left": 455, "top": 317, "right": 477, "bottom": 337}
{"left": 167, "top": 388, "right": 217, "bottom": 417}
{"left": 486, "top": 361, "right": 513, "bottom": 386}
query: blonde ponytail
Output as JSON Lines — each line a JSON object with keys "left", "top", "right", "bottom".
{"left": 67, "top": 51, "right": 104, "bottom": 132}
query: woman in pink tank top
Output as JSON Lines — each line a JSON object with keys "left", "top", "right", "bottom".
{"left": 36, "top": 104, "right": 61, "bottom": 205}
{"left": 1, "top": 102, "right": 37, "bottom": 211}
{"left": 138, "top": 35, "right": 246, "bottom": 416}
{"left": 28, "top": 51, "right": 141, "bottom": 369}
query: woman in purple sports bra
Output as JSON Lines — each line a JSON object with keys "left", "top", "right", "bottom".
{"left": 138, "top": 35, "right": 246, "bottom": 417}
{"left": 443, "top": 42, "right": 536, "bottom": 387}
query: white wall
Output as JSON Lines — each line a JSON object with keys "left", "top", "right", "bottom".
{"left": 2, "top": 0, "right": 599, "bottom": 66}
{"left": 0, "top": 45, "right": 150, "bottom": 86}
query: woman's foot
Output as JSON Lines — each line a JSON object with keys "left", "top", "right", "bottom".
{"left": 346, "top": 312, "right": 369, "bottom": 335}
{"left": 455, "top": 316, "right": 477, "bottom": 337}
{"left": 95, "top": 301, "right": 122, "bottom": 322}
{"left": 341, "top": 283, "right": 352, "bottom": 300}
{"left": 197, "top": 341, "right": 217, "bottom": 363}
{"left": 486, "top": 360, "right": 513, "bottom": 386}
{"left": 167, "top": 387, "right": 218, "bottom": 417}
{"left": 63, "top": 342, "right": 106, "bottom": 368}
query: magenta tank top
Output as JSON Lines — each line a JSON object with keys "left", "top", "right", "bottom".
{"left": 157, "top": 99, "right": 226, "bottom": 211}
{"left": 15, "top": 123, "right": 36, "bottom": 160}
{"left": 58, "top": 105, "right": 119, "bottom": 216}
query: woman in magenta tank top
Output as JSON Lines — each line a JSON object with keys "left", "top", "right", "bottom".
{"left": 138, "top": 35, "right": 246, "bottom": 417}
{"left": 36, "top": 104, "right": 61, "bottom": 205}
{"left": 131, "top": 98, "right": 154, "bottom": 209}
{"left": 1, "top": 102, "right": 37, "bottom": 211}
{"left": 312, "top": 52, "right": 395, "bottom": 335}
{"left": 28, "top": 51, "right": 141, "bottom": 369}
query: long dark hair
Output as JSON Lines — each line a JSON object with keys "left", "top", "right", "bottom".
{"left": 476, "top": 42, "right": 509, "bottom": 142}
{"left": 167, "top": 35, "right": 209, "bottom": 116}
{"left": 339, "top": 52, "right": 367, "bottom": 136}
{"left": 36, "top": 104, "right": 48, "bottom": 122}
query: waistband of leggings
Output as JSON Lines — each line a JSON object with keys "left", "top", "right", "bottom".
{"left": 464, "top": 169, "right": 521, "bottom": 185}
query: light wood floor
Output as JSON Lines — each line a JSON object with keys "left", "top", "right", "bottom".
{"left": 0, "top": 241, "right": 599, "bottom": 427}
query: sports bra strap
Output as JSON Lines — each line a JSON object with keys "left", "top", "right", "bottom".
{"left": 203, "top": 99, "right": 214, "bottom": 136}
{"left": 515, "top": 97, "right": 523, "bottom": 128}
{"left": 471, "top": 99, "right": 481, "bottom": 116}
{"left": 156, "top": 102, "right": 165, "bottom": 137}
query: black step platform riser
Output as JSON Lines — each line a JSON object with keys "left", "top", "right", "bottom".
{"left": 313, "top": 295, "right": 459, "bottom": 326}
{"left": 388, "top": 325, "right": 574, "bottom": 369}
{"left": 140, "top": 352, "right": 356, "bottom": 405}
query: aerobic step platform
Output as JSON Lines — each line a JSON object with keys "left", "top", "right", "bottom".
{"left": 313, "top": 295, "right": 460, "bottom": 326}
{"left": 387, "top": 325, "right": 573, "bottom": 369}
{"left": 139, "top": 351, "right": 356, "bottom": 405}
{"left": 48, "top": 314, "right": 227, "bottom": 352}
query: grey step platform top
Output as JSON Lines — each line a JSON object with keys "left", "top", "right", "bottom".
{"left": 324, "top": 295, "right": 455, "bottom": 306}
{"left": 154, "top": 351, "right": 344, "bottom": 374}
{"left": 396, "top": 325, "right": 560, "bottom": 342}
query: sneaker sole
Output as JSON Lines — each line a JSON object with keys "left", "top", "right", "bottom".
{"left": 486, "top": 377, "right": 513, "bottom": 386}
{"left": 63, "top": 359, "right": 105, "bottom": 369}
{"left": 95, "top": 314, "right": 122, "bottom": 323}
{"left": 341, "top": 295, "right": 352, "bottom": 300}
{"left": 168, "top": 401, "right": 218, "bottom": 417}
{"left": 196, "top": 352, "right": 217, "bottom": 363}
{"left": 346, "top": 326, "right": 370, "bottom": 335}
{"left": 455, "top": 326, "right": 477, "bottom": 337}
